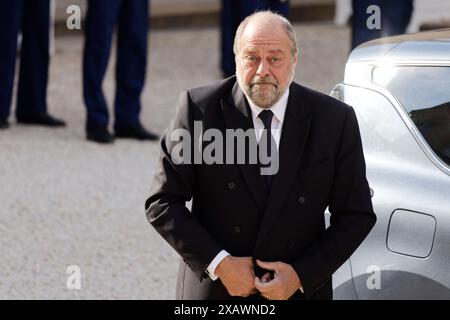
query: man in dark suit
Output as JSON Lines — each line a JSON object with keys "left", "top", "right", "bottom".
{"left": 83, "top": 0, "right": 158, "bottom": 143}
{"left": 0, "top": 0, "right": 65, "bottom": 130}
{"left": 145, "top": 11, "right": 376, "bottom": 300}
{"left": 221, "top": 0, "right": 289, "bottom": 78}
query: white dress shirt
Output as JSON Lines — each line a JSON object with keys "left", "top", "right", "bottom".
{"left": 206, "top": 89, "right": 290, "bottom": 281}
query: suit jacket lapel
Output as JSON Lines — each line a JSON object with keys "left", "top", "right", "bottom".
{"left": 220, "top": 82, "right": 268, "bottom": 212}
{"left": 254, "top": 84, "right": 312, "bottom": 251}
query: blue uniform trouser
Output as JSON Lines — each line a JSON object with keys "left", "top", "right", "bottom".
{"left": 351, "top": 0, "right": 413, "bottom": 49}
{"left": 83, "top": 0, "right": 149, "bottom": 130}
{"left": 0, "top": 0, "right": 50, "bottom": 121}
{"left": 221, "top": 0, "right": 290, "bottom": 78}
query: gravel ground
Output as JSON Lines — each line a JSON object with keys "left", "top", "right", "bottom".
{"left": 0, "top": 22, "right": 350, "bottom": 299}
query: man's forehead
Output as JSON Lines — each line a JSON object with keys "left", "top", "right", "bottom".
{"left": 242, "top": 17, "right": 286, "bottom": 36}
{"left": 241, "top": 44, "right": 286, "bottom": 54}
{"left": 239, "top": 36, "right": 290, "bottom": 52}
{"left": 240, "top": 20, "right": 290, "bottom": 48}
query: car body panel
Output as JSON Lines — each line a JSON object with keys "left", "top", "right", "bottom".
{"left": 331, "top": 29, "right": 450, "bottom": 299}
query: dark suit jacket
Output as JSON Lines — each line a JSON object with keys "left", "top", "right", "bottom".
{"left": 145, "top": 76, "right": 376, "bottom": 300}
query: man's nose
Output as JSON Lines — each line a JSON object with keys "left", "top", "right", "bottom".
{"left": 256, "top": 60, "right": 270, "bottom": 78}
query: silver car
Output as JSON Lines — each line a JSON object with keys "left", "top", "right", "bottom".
{"left": 330, "top": 29, "right": 450, "bottom": 299}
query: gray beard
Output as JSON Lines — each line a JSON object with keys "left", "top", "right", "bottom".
{"left": 236, "top": 70, "right": 295, "bottom": 109}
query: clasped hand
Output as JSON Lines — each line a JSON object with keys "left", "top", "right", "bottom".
{"left": 214, "top": 256, "right": 302, "bottom": 300}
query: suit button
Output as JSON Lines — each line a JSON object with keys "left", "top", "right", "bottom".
{"left": 289, "top": 241, "right": 296, "bottom": 249}
{"left": 298, "top": 196, "right": 306, "bottom": 205}
{"left": 233, "top": 225, "right": 241, "bottom": 233}
{"left": 228, "top": 182, "right": 235, "bottom": 190}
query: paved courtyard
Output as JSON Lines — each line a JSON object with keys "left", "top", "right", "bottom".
{"left": 0, "top": 23, "right": 350, "bottom": 299}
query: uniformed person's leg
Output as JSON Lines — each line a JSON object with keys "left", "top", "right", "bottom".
{"left": 83, "top": 0, "right": 121, "bottom": 132}
{"left": 351, "top": 0, "right": 382, "bottom": 49}
{"left": 15, "top": 0, "right": 65, "bottom": 126}
{"left": 220, "top": 0, "right": 239, "bottom": 78}
{"left": 0, "top": 0, "right": 24, "bottom": 127}
{"left": 114, "top": 0, "right": 148, "bottom": 129}
{"left": 16, "top": 0, "right": 49, "bottom": 119}
{"left": 381, "top": 0, "right": 413, "bottom": 37}
{"left": 268, "top": 0, "right": 289, "bottom": 17}
{"left": 113, "top": 0, "right": 157, "bottom": 140}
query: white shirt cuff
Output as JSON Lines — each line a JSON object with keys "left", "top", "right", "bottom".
{"left": 206, "top": 250, "right": 230, "bottom": 281}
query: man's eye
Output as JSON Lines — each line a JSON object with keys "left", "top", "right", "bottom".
{"left": 246, "top": 56, "right": 257, "bottom": 62}
{"left": 271, "top": 57, "right": 281, "bottom": 63}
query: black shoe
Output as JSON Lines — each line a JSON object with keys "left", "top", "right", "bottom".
{"left": 87, "top": 127, "right": 114, "bottom": 144}
{"left": 17, "top": 113, "right": 66, "bottom": 127}
{"left": 115, "top": 123, "right": 159, "bottom": 141}
{"left": 0, "top": 119, "right": 9, "bottom": 129}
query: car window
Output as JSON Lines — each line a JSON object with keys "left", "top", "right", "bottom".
{"left": 373, "top": 66, "right": 450, "bottom": 166}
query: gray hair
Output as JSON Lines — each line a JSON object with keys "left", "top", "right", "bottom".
{"left": 233, "top": 11, "right": 299, "bottom": 57}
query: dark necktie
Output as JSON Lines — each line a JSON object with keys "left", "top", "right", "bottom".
{"left": 258, "top": 109, "right": 276, "bottom": 191}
